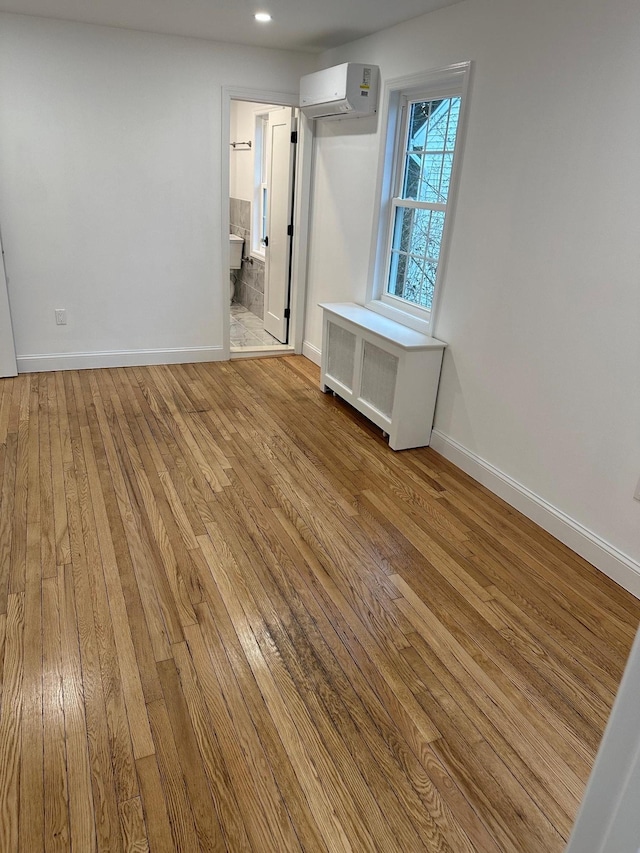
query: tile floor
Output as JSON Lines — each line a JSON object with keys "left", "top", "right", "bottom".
{"left": 230, "top": 302, "right": 282, "bottom": 348}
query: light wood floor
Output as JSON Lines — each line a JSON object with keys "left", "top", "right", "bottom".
{"left": 0, "top": 356, "right": 637, "bottom": 852}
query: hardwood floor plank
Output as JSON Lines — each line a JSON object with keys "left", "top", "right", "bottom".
{"left": 118, "top": 797, "right": 149, "bottom": 853}
{"left": 39, "top": 374, "right": 56, "bottom": 579}
{"left": 50, "top": 373, "right": 71, "bottom": 567}
{"left": 20, "top": 523, "right": 44, "bottom": 850}
{"left": 0, "top": 377, "right": 13, "bottom": 447}
{"left": 59, "top": 564, "right": 97, "bottom": 853}
{"left": 42, "top": 574, "right": 70, "bottom": 853}
{"left": 0, "top": 593, "right": 24, "bottom": 853}
{"left": 20, "top": 377, "right": 44, "bottom": 852}
{"left": 171, "top": 640, "right": 253, "bottom": 852}
{"left": 0, "top": 431, "right": 17, "bottom": 616}
{"left": 8, "top": 378, "right": 29, "bottom": 594}
{"left": 0, "top": 614, "right": 6, "bottom": 710}
{"left": 156, "top": 659, "right": 226, "bottom": 852}
{"left": 134, "top": 755, "right": 175, "bottom": 853}
{"left": 145, "top": 699, "right": 201, "bottom": 852}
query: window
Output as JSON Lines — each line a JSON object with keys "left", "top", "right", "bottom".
{"left": 368, "top": 63, "right": 470, "bottom": 334}
{"left": 387, "top": 96, "right": 460, "bottom": 310}
{"left": 252, "top": 113, "right": 269, "bottom": 257}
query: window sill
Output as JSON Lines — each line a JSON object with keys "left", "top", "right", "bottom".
{"left": 365, "top": 299, "right": 432, "bottom": 336}
{"left": 250, "top": 251, "right": 266, "bottom": 264}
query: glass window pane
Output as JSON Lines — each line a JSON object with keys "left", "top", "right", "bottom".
{"left": 387, "top": 206, "right": 446, "bottom": 309}
{"left": 409, "top": 101, "right": 429, "bottom": 147}
{"left": 388, "top": 250, "right": 407, "bottom": 298}
{"left": 427, "top": 106, "right": 448, "bottom": 150}
{"left": 403, "top": 258, "right": 437, "bottom": 309}
{"left": 402, "top": 153, "right": 422, "bottom": 200}
{"left": 418, "top": 154, "right": 444, "bottom": 203}
{"left": 391, "top": 206, "right": 413, "bottom": 253}
{"left": 402, "top": 97, "right": 460, "bottom": 204}
{"left": 445, "top": 98, "right": 461, "bottom": 147}
{"left": 426, "top": 209, "right": 445, "bottom": 259}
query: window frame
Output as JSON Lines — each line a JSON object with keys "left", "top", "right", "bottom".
{"left": 366, "top": 62, "right": 472, "bottom": 335}
{"left": 251, "top": 111, "right": 270, "bottom": 260}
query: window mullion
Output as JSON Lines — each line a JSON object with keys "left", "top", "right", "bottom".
{"left": 392, "top": 198, "right": 446, "bottom": 212}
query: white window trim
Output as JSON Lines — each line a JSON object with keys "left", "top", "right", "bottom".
{"left": 366, "top": 62, "right": 472, "bottom": 336}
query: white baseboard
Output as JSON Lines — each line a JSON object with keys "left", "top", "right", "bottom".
{"left": 17, "top": 346, "right": 225, "bottom": 373}
{"left": 302, "top": 340, "right": 321, "bottom": 366}
{"left": 430, "top": 429, "right": 640, "bottom": 599}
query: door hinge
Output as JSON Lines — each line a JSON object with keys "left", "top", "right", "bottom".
{"left": 291, "top": 131, "right": 298, "bottom": 144}
{"left": 284, "top": 308, "right": 290, "bottom": 319}
{"left": 287, "top": 224, "right": 294, "bottom": 237}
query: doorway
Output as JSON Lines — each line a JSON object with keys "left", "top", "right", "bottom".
{"left": 223, "top": 87, "right": 311, "bottom": 359}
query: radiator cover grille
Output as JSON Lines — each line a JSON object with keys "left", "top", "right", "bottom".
{"left": 326, "top": 322, "right": 356, "bottom": 390}
{"left": 360, "top": 341, "right": 398, "bottom": 418}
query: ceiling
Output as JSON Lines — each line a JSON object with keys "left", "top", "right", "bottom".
{"left": 0, "top": 0, "right": 464, "bottom": 53}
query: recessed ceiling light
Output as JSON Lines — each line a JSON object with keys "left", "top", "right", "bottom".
{"left": 254, "top": 12, "right": 272, "bottom": 22}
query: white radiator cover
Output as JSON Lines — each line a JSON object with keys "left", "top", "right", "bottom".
{"left": 319, "top": 303, "right": 446, "bottom": 451}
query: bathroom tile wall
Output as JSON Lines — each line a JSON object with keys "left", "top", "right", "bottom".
{"left": 229, "top": 197, "right": 265, "bottom": 320}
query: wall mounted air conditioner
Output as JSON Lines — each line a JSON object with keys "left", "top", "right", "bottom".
{"left": 300, "top": 63, "right": 379, "bottom": 120}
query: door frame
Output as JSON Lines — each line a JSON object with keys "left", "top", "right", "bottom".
{"left": 0, "top": 226, "right": 18, "bottom": 377}
{"left": 221, "top": 86, "right": 313, "bottom": 359}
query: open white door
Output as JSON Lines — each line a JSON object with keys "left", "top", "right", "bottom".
{"left": 264, "top": 107, "right": 296, "bottom": 343}
{"left": 0, "top": 233, "right": 17, "bottom": 378}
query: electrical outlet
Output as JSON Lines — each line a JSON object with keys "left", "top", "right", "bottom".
{"left": 55, "top": 308, "right": 67, "bottom": 326}
{"left": 634, "top": 476, "right": 640, "bottom": 502}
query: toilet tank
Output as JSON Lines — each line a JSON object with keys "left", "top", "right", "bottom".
{"left": 229, "top": 234, "right": 244, "bottom": 270}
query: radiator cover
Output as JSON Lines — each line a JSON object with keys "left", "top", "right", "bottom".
{"left": 320, "top": 303, "right": 446, "bottom": 451}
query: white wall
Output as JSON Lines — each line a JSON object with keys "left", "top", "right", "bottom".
{"left": 0, "top": 13, "right": 313, "bottom": 368}
{"left": 305, "top": 0, "right": 640, "bottom": 580}
{"left": 230, "top": 101, "right": 260, "bottom": 203}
